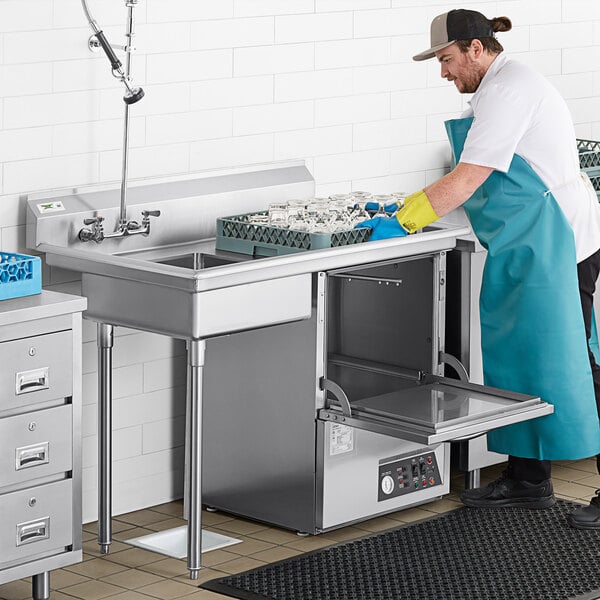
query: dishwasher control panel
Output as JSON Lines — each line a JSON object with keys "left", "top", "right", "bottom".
{"left": 378, "top": 451, "right": 441, "bottom": 502}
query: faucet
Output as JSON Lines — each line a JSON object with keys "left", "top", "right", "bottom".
{"left": 78, "top": 210, "right": 161, "bottom": 242}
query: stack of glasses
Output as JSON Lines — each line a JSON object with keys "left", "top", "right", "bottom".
{"left": 247, "top": 191, "right": 409, "bottom": 234}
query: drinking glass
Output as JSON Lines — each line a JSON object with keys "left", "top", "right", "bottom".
{"left": 268, "top": 202, "right": 288, "bottom": 228}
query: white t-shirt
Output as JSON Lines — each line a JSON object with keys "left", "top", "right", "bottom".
{"left": 460, "top": 53, "right": 600, "bottom": 263}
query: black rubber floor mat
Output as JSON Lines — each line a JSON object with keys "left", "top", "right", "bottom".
{"left": 201, "top": 499, "right": 600, "bottom": 600}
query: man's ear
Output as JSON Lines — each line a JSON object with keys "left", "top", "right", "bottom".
{"left": 471, "top": 39, "right": 484, "bottom": 58}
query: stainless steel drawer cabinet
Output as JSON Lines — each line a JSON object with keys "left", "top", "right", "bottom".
{"left": 0, "top": 291, "right": 86, "bottom": 600}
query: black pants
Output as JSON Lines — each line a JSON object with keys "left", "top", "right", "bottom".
{"left": 509, "top": 247, "right": 600, "bottom": 481}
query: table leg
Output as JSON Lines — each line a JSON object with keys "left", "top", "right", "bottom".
{"left": 464, "top": 468, "right": 481, "bottom": 490}
{"left": 31, "top": 572, "right": 49, "bottom": 600}
{"left": 98, "top": 322, "right": 113, "bottom": 555}
{"left": 186, "top": 339, "right": 205, "bottom": 579}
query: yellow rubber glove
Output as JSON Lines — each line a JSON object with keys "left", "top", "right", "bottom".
{"left": 395, "top": 189, "right": 439, "bottom": 234}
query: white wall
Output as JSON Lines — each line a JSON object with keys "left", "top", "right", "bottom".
{"left": 1, "top": 0, "right": 600, "bottom": 522}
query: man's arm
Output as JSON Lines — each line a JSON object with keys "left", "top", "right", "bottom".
{"left": 424, "top": 162, "right": 494, "bottom": 217}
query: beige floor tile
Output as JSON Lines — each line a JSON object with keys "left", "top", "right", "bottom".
{"left": 212, "top": 519, "right": 269, "bottom": 536}
{"left": 249, "top": 546, "right": 303, "bottom": 563}
{"left": 94, "top": 592, "right": 155, "bottom": 600}
{"left": 64, "top": 558, "right": 128, "bottom": 579}
{"left": 52, "top": 592, "right": 95, "bottom": 600}
{"left": 553, "top": 480, "right": 597, "bottom": 500}
{"left": 82, "top": 530, "right": 96, "bottom": 542}
{"left": 247, "top": 527, "right": 300, "bottom": 545}
{"left": 283, "top": 535, "right": 337, "bottom": 552}
{"left": 113, "top": 527, "right": 156, "bottom": 544}
{"left": 144, "top": 517, "right": 187, "bottom": 532}
{"left": 579, "top": 472, "right": 600, "bottom": 488}
{"left": 137, "top": 579, "right": 198, "bottom": 599}
{"left": 219, "top": 535, "right": 273, "bottom": 556}
{"left": 214, "top": 556, "right": 266, "bottom": 575}
{"left": 0, "top": 579, "right": 30, "bottom": 600}
{"left": 564, "top": 458, "right": 598, "bottom": 474}
{"left": 100, "top": 568, "right": 163, "bottom": 590}
{"left": 195, "top": 549, "right": 240, "bottom": 569}
{"left": 49, "top": 569, "right": 90, "bottom": 590}
{"left": 352, "top": 515, "right": 402, "bottom": 532}
{"left": 137, "top": 558, "right": 189, "bottom": 579}
{"left": 172, "top": 568, "right": 229, "bottom": 586}
{"left": 84, "top": 520, "right": 136, "bottom": 535}
{"left": 150, "top": 501, "right": 184, "bottom": 518}
{"left": 115, "top": 509, "right": 170, "bottom": 528}
{"left": 60, "top": 579, "right": 125, "bottom": 600}
{"left": 317, "top": 525, "right": 365, "bottom": 542}
{"left": 83, "top": 539, "right": 130, "bottom": 558}
{"left": 425, "top": 497, "right": 463, "bottom": 513}
{"left": 103, "top": 548, "right": 164, "bottom": 569}
{"left": 383, "top": 506, "right": 435, "bottom": 524}
{"left": 551, "top": 464, "right": 594, "bottom": 482}
{"left": 177, "top": 590, "right": 231, "bottom": 600}
{"left": 195, "top": 511, "right": 235, "bottom": 527}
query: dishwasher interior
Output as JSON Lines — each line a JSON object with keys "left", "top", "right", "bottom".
{"left": 201, "top": 248, "right": 551, "bottom": 534}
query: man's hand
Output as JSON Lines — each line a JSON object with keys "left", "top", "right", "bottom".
{"left": 355, "top": 216, "right": 408, "bottom": 241}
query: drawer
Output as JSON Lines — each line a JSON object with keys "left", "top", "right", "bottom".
{"left": 0, "top": 330, "right": 72, "bottom": 411}
{"left": 0, "top": 405, "right": 72, "bottom": 488}
{"left": 0, "top": 479, "right": 72, "bottom": 566}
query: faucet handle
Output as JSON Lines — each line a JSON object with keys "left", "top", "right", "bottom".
{"left": 141, "top": 210, "right": 161, "bottom": 218}
{"left": 83, "top": 216, "right": 105, "bottom": 226}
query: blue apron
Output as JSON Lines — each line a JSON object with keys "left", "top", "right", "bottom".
{"left": 445, "top": 117, "right": 600, "bottom": 460}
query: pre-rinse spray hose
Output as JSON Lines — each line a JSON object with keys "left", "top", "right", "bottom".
{"left": 80, "top": 0, "right": 144, "bottom": 104}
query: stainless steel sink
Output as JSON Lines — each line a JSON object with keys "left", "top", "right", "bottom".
{"left": 155, "top": 251, "right": 246, "bottom": 270}
{"left": 25, "top": 162, "right": 472, "bottom": 578}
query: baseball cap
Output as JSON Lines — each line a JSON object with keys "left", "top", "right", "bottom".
{"left": 413, "top": 9, "right": 494, "bottom": 61}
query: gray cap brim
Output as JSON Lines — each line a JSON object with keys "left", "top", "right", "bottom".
{"left": 412, "top": 40, "right": 455, "bottom": 62}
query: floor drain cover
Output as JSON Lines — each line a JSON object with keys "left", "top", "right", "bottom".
{"left": 202, "top": 499, "right": 600, "bottom": 600}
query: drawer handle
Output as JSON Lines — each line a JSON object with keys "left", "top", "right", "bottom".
{"left": 15, "top": 442, "right": 49, "bottom": 470}
{"left": 15, "top": 367, "right": 49, "bottom": 395}
{"left": 16, "top": 517, "right": 49, "bottom": 546}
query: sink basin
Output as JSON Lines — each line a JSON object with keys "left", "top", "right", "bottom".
{"left": 155, "top": 252, "right": 246, "bottom": 270}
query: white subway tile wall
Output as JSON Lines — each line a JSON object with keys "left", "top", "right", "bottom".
{"left": 1, "top": 0, "right": 598, "bottom": 521}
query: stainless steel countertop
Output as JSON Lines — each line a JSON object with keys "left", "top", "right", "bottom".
{"left": 39, "top": 222, "right": 470, "bottom": 293}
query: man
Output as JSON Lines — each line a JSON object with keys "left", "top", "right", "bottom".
{"left": 358, "top": 9, "right": 600, "bottom": 527}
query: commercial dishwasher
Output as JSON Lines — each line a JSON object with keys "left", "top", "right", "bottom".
{"left": 201, "top": 248, "right": 552, "bottom": 534}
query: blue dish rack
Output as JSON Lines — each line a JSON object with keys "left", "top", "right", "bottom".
{"left": 0, "top": 252, "right": 42, "bottom": 300}
{"left": 577, "top": 139, "right": 600, "bottom": 200}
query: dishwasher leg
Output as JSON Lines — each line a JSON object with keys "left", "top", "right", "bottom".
{"left": 186, "top": 339, "right": 205, "bottom": 579}
{"left": 464, "top": 468, "right": 481, "bottom": 490}
{"left": 98, "top": 322, "right": 114, "bottom": 555}
{"left": 32, "top": 572, "right": 49, "bottom": 600}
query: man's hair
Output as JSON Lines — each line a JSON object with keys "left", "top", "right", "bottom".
{"left": 456, "top": 16, "right": 512, "bottom": 55}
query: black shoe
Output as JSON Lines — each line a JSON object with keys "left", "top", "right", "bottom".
{"left": 461, "top": 470, "right": 556, "bottom": 509}
{"left": 567, "top": 489, "right": 600, "bottom": 530}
